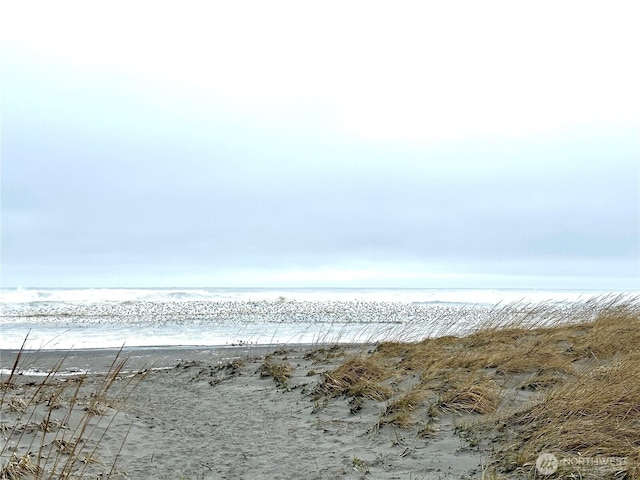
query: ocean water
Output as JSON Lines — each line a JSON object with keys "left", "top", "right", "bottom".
{"left": 0, "top": 287, "right": 631, "bottom": 350}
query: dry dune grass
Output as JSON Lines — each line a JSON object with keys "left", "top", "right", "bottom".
{"left": 439, "top": 377, "right": 501, "bottom": 415}
{"left": 1, "top": 346, "right": 144, "bottom": 480}
{"left": 503, "top": 350, "right": 640, "bottom": 468}
{"left": 384, "top": 324, "right": 577, "bottom": 378}
{"left": 318, "top": 357, "right": 393, "bottom": 401}
{"left": 495, "top": 303, "right": 640, "bottom": 478}
{"left": 379, "top": 388, "right": 424, "bottom": 427}
{"left": 258, "top": 355, "right": 294, "bottom": 389}
{"left": 313, "top": 294, "right": 640, "bottom": 479}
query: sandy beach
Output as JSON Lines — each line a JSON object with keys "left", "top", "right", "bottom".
{"left": 2, "top": 298, "right": 639, "bottom": 479}
{"left": 1, "top": 345, "right": 488, "bottom": 479}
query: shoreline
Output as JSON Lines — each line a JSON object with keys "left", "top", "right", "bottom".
{"left": 1, "top": 343, "right": 356, "bottom": 375}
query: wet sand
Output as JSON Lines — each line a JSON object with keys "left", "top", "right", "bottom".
{"left": 1, "top": 345, "right": 282, "bottom": 374}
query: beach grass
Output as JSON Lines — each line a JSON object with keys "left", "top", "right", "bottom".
{"left": 258, "top": 354, "right": 294, "bottom": 389}
{"left": 309, "top": 294, "right": 640, "bottom": 479}
{"left": 1, "top": 344, "right": 144, "bottom": 479}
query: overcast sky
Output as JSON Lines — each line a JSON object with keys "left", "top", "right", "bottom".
{"left": 1, "top": 1, "right": 638, "bottom": 289}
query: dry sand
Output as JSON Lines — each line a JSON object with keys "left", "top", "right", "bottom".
{"left": 1, "top": 346, "right": 493, "bottom": 479}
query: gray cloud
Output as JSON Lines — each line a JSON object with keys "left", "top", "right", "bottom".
{"left": 2, "top": 49, "right": 638, "bottom": 288}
